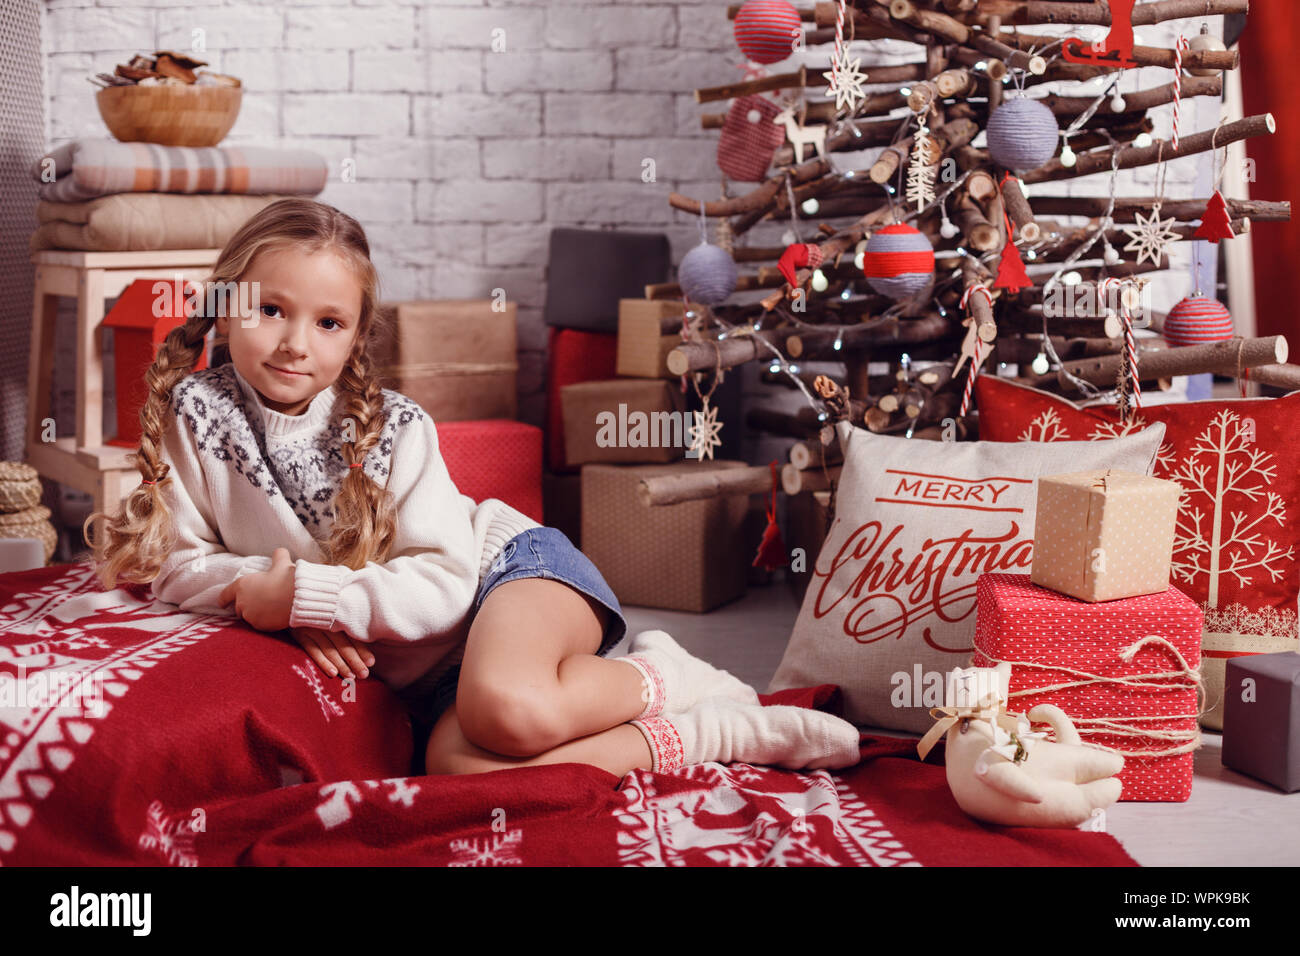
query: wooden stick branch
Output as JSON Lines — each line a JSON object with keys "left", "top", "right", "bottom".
{"left": 972, "top": 0, "right": 1250, "bottom": 29}
{"left": 668, "top": 157, "right": 830, "bottom": 217}
{"left": 666, "top": 328, "right": 799, "bottom": 376}
{"left": 1059, "top": 336, "right": 1289, "bottom": 388}
{"left": 996, "top": 30, "right": 1240, "bottom": 73}
{"left": 1000, "top": 175, "right": 1039, "bottom": 242}
{"left": 638, "top": 465, "right": 773, "bottom": 507}
{"left": 1027, "top": 196, "right": 1292, "bottom": 224}
{"left": 1021, "top": 114, "right": 1276, "bottom": 185}
{"left": 1039, "top": 75, "right": 1222, "bottom": 119}
{"left": 695, "top": 67, "right": 805, "bottom": 105}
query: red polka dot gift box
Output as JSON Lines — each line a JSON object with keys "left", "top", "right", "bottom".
{"left": 973, "top": 374, "right": 1300, "bottom": 731}
{"left": 973, "top": 573, "right": 1204, "bottom": 802}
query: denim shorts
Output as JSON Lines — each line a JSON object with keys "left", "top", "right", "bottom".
{"left": 397, "top": 526, "right": 628, "bottom": 758}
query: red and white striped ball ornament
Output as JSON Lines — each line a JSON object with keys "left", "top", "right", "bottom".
{"left": 1163, "top": 293, "right": 1234, "bottom": 347}
{"left": 861, "top": 223, "right": 935, "bottom": 299}
{"left": 734, "top": 0, "right": 802, "bottom": 65}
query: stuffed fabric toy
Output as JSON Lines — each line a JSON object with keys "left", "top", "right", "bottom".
{"left": 918, "top": 665, "right": 1125, "bottom": 828}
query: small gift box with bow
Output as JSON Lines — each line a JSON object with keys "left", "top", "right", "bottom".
{"left": 973, "top": 573, "right": 1204, "bottom": 802}
{"left": 1030, "top": 469, "right": 1183, "bottom": 603}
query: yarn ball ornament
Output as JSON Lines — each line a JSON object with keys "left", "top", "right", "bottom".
{"left": 861, "top": 223, "right": 935, "bottom": 299}
{"left": 986, "top": 98, "right": 1061, "bottom": 173}
{"left": 733, "top": 0, "right": 802, "bottom": 65}
{"left": 1164, "top": 293, "right": 1234, "bottom": 347}
{"left": 679, "top": 242, "right": 738, "bottom": 305}
{"left": 717, "top": 94, "right": 786, "bottom": 182}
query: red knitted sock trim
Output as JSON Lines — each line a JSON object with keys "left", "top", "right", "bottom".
{"left": 622, "top": 656, "right": 665, "bottom": 720}
{"left": 630, "top": 717, "right": 684, "bottom": 773}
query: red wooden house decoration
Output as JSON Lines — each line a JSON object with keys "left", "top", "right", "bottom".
{"left": 103, "top": 278, "right": 207, "bottom": 448}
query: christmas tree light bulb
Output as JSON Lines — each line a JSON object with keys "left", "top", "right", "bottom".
{"left": 1111, "top": 95, "right": 1126, "bottom": 112}
{"left": 1031, "top": 352, "right": 1050, "bottom": 375}
{"left": 834, "top": 330, "right": 844, "bottom": 350}
{"left": 802, "top": 198, "right": 820, "bottom": 215}
{"left": 1135, "top": 132, "right": 1154, "bottom": 148}
{"left": 1061, "top": 145, "right": 1077, "bottom": 167}
{"left": 1104, "top": 243, "right": 1121, "bottom": 265}
{"left": 940, "top": 219, "right": 960, "bottom": 239}
{"left": 1063, "top": 270, "right": 1082, "bottom": 285}
{"left": 811, "top": 269, "right": 829, "bottom": 292}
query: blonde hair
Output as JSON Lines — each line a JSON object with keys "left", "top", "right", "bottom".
{"left": 83, "top": 198, "right": 399, "bottom": 589}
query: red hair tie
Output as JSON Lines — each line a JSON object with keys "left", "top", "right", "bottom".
{"left": 349, "top": 462, "right": 363, "bottom": 468}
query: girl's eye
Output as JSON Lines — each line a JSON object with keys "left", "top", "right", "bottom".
{"left": 321, "top": 318, "right": 341, "bottom": 331}
{"left": 260, "top": 304, "right": 282, "bottom": 319}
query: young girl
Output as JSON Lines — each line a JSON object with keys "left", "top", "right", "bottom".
{"left": 83, "top": 198, "right": 861, "bottom": 779}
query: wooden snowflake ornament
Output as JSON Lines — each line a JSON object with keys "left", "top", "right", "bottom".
{"left": 688, "top": 399, "right": 724, "bottom": 461}
{"left": 1121, "top": 204, "right": 1180, "bottom": 267}
{"left": 823, "top": 46, "right": 868, "bottom": 114}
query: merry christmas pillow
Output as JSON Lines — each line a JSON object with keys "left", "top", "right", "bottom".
{"left": 974, "top": 374, "right": 1300, "bottom": 729}
{"left": 767, "top": 419, "right": 1166, "bottom": 734}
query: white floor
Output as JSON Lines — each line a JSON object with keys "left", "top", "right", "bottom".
{"left": 614, "top": 577, "right": 1300, "bottom": 868}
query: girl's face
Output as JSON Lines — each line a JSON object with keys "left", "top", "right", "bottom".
{"left": 216, "top": 245, "right": 363, "bottom": 416}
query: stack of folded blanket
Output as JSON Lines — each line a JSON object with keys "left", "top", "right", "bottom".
{"left": 29, "top": 138, "right": 330, "bottom": 252}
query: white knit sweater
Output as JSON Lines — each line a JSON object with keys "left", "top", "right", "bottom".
{"left": 149, "top": 362, "right": 541, "bottom": 690}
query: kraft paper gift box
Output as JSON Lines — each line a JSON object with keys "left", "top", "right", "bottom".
{"left": 617, "top": 299, "right": 684, "bottom": 379}
{"left": 1031, "top": 469, "right": 1183, "bottom": 603}
{"left": 560, "top": 378, "right": 689, "bottom": 467}
{"left": 1222, "top": 652, "right": 1300, "bottom": 793}
{"left": 581, "top": 460, "right": 749, "bottom": 612}
{"left": 373, "top": 300, "right": 517, "bottom": 422}
{"left": 973, "top": 573, "right": 1204, "bottom": 802}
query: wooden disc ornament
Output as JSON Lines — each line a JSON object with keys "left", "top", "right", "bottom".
{"left": 680, "top": 241, "right": 738, "bottom": 305}
{"left": 734, "top": 0, "right": 802, "bottom": 65}
{"left": 1164, "top": 293, "right": 1234, "bottom": 347}
{"left": 861, "top": 223, "right": 935, "bottom": 299}
{"left": 986, "top": 97, "right": 1061, "bottom": 173}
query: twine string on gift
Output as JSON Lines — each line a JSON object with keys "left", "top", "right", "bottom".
{"left": 971, "top": 634, "right": 1205, "bottom": 759}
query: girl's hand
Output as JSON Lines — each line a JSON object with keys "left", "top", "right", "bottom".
{"left": 218, "top": 547, "right": 296, "bottom": 632}
{"left": 290, "top": 626, "right": 376, "bottom": 680}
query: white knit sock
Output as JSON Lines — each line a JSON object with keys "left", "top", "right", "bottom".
{"left": 621, "top": 629, "right": 760, "bottom": 717}
{"left": 631, "top": 697, "right": 861, "bottom": 773}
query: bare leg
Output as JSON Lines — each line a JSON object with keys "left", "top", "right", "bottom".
{"left": 454, "top": 577, "right": 648, "bottom": 757}
{"left": 425, "top": 700, "right": 653, "bottom": 778}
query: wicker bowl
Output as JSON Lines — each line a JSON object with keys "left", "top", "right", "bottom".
{"left": 96, "top": 83, "right": 242, "bottom": 148}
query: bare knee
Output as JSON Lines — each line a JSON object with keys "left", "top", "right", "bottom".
{"left": 456, "top": 681, "right": 566, "bottom": 758}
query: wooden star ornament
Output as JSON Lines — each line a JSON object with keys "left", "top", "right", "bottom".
{"left": 687, "top": 401, "right": 724, "bottom": 461}
{"left": 822, "top": 47, "right": 868, "bottom": 114}
{"left": 1120, "top": 204, "right": 1180, "bottom": 267}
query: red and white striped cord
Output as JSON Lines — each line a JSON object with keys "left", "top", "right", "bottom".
{"left": 834, "top": 0, "right": 846, "bottom": 65}
{"left": 1172, "top": 35, "right": 1189, "bottom": 151}
{"left": 1102, "top": 278, "right": 1141, "bottom": 415}
{"left": 958, "top": 284, "right": 994, "bottom": 418}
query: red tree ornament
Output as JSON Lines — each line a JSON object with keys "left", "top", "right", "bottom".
{"left": 993, "top": 239, "right": 1030, "bottom": 293}
{"left": 1194, "top": 190, "right": 1236, "bottom": 243}
{"left": 752, "top": 460, "right": 788, "bottom": 570}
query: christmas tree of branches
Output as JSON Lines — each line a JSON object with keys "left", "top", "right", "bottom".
{"left": 652, "top": 0, "right": 1292, "bottom": 470}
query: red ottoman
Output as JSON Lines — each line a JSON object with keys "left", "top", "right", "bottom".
{"left": 434, "top": 419, "right": 543, "bottom": 523}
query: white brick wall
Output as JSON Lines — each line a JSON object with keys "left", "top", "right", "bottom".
{"left": 38, "top": 1, "right": 1225, "bottom": 476}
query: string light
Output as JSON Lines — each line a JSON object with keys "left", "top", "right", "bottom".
{"left": 833, "top": 330, "right": 844, "bottom": 350}
{"left": 801, "top": 198, "right": 820, "bottom": 215}
{"left": 811, "top": 269, "right": 829, "bottom": 292}
{"left": 1135, "top": 132, "right": 1154, "bottom": 148}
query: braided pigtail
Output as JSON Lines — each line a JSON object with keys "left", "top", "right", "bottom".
{"left": 321, "top": 341, "right": 399, "bottom": 570}
{"left": 81, "top": 310, "right": 216, "bottom": 588}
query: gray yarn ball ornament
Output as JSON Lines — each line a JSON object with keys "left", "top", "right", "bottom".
{"left": 679, "top": 241, "right": 738, "bottom": 305}
{"left": 986, "top": 97, "right": 1060, "bottom": 173}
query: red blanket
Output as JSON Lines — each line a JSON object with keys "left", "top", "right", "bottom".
{"left": 0, "top": 563, "right": 1137, "bottom": 866}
